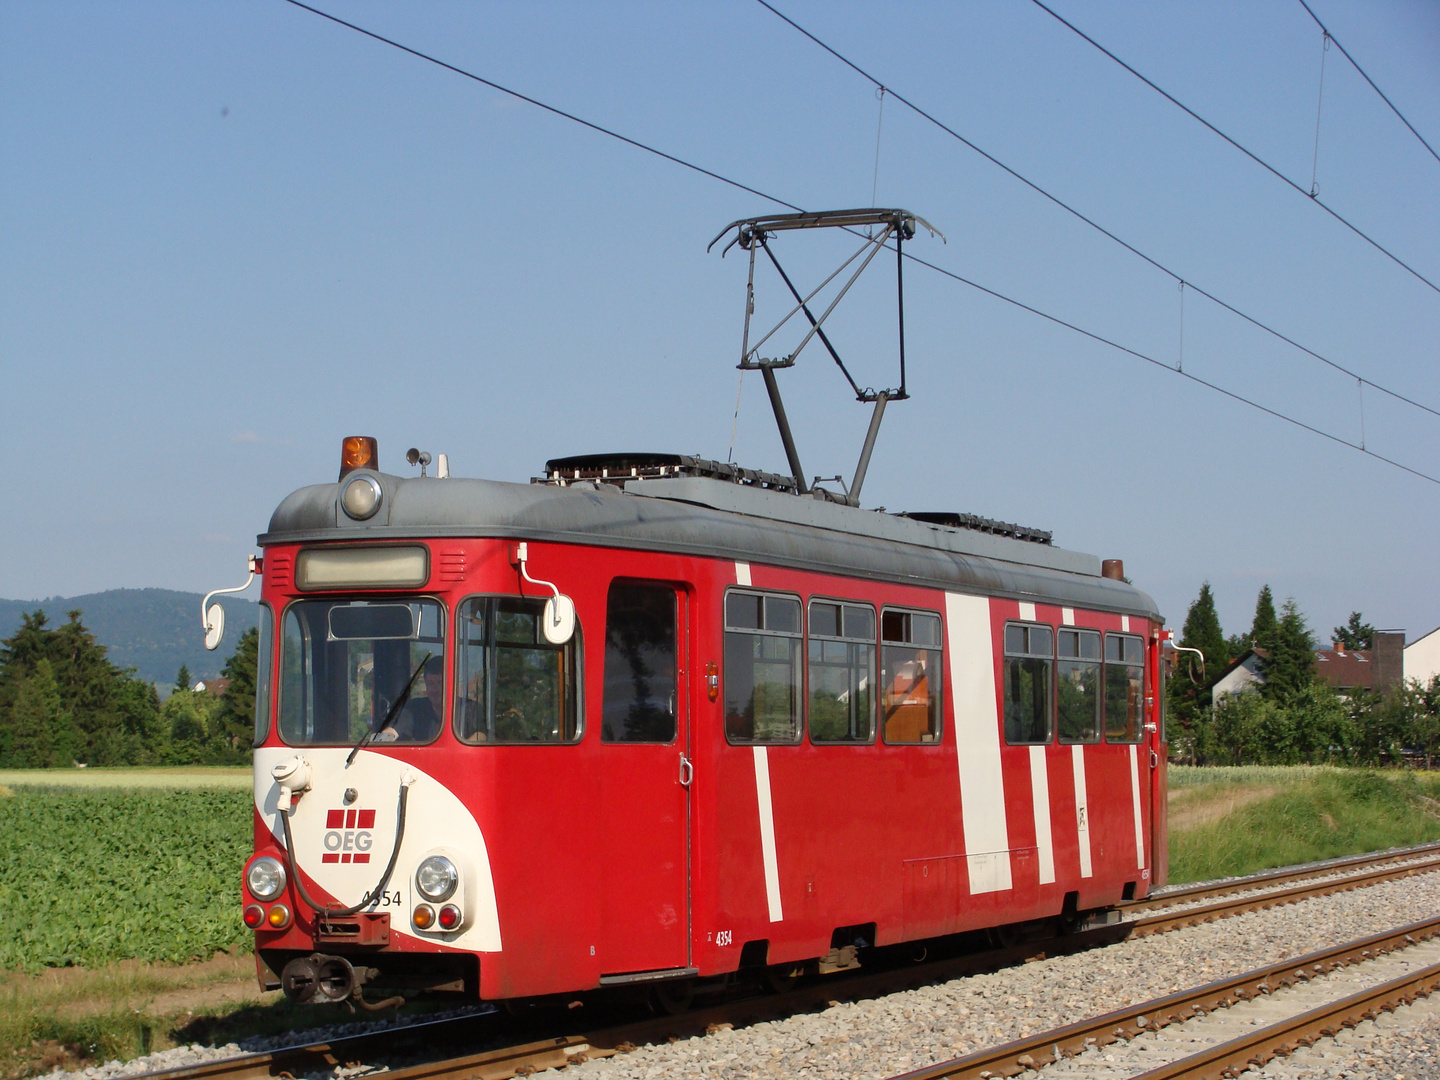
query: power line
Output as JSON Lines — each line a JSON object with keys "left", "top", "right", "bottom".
{"left": 282, "top": 0, "right": 1440, "bottom": 487}
{"left": 282, "top": 0, "right": 800, "bottom": 214}
{"left": 1295, "top": 0, "right": 1440, "bottom": 168}
{"left": 754, "top": 0, "right": 1440, "bottom": 422}
{"left": 1025, "top": 0, "right": 1440, "bottom": 297}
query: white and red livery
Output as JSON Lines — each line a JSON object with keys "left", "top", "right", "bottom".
{"left": 240, "top": 442, "right": 1169, "bottom": 1006}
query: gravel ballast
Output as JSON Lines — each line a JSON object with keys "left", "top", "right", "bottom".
{"left": 36, "top": 869, "right": 1440, "bottom": 1080}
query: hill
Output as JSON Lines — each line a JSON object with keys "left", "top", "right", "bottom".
{"left": 0, "top": 588, "right": 259, "bottom": 686}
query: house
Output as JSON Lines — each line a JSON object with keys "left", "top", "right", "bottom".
{"left": 1211, "top": 650, "right": 1265, "bottom": 706}
{"left": 1210, "top": 631, "right": 1404, "bottom": 705}
{"left": 192, "top": 677, "right": 231, "bottom": 697}
{"left": 1405, "top": 625, "right": 1440, "bottom": 687}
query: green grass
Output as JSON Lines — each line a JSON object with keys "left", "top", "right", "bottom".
{"left": 0, "top": 767, "right": 250, "bottom": 790}
{"left": 1170, "top": 768, "right": 1440, "bottom": 882}
{"left": 0, "top": 787, "right": 253, "bottom": 973}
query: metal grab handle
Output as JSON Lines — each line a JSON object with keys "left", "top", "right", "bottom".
{"left": 679, "top": 755, "right": 694, "bottom": 788}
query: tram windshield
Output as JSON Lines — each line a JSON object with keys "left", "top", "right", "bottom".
{"left": 278, "top": 598, "right": 446, "bottom": 747}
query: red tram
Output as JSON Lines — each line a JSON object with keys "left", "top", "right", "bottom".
{"left": 238, "top": 443, "right": 1170, "bottom": 1007}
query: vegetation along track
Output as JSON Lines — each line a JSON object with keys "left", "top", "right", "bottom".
{"left": 120, "top": 842, "right": 1440, "bottom": 1080}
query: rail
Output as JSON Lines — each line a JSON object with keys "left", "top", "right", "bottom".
{"left": 888, "top": 915, "right": 1440, "bottom": 1080}
{"left": 124, "top": 841, "right": 1440, "bottom": 1080}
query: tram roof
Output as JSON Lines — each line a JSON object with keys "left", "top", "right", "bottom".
{"left": 260, "top": 470, "right": 1159, "bottom": 620}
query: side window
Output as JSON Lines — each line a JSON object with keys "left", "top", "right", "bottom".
{"left": 724, "top": 590, "right": 803, "bottom": 744}
{"left": 1104, "top": 633, "right": 1145, "bottom": 743}
{"left": 254, "top": 602, "right": 274, "bottom": 745}
{"left": 808, "top": 600, "right": 876, "bottom": 744}
{"left": 454, "top": 596, "right": 581, "bottom": 744}
{"left": 602, "top": 583, "right": 678, "bottom": 743}
{"left": 1056, "top": 628, "right": 1100, "bottom": 744}
{"left": 1004, "top": 622, "right": 1053, "bottom": 745}
{"left": 881, "top": 609, "right": 943, "bottom": 744}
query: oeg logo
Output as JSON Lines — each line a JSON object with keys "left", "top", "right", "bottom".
{"left": 322, "top": 808, "right": 376, "bottom": 864}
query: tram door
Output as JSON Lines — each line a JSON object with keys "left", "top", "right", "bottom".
{"left": 1149, "top": 636, "right": 1170, "bottom": 886}
{"left": 597, "top": 581, "right": 691, "bottom": 975}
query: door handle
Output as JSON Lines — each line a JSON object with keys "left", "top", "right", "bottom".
{"left": 679, "top": 755, "right": 693, "bottom": 788}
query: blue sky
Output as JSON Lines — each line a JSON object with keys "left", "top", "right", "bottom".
{"left": 2, "top": 1, "right": 1437, "bottom": 645}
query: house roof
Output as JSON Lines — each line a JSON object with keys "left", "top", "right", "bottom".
{"left": 1314, "top": 647, "right": 1375, "bottom": 689}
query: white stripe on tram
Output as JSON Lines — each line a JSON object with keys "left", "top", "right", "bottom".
{"left": 1072, "top": 744, "right": 1093, "bottom": 878}
{"left": 752, "top": 746, "right": 784, "bottom": 922}
{"left": 1061, "top": 607, "right": 1075, "bottom": 626}
{"left": 945, "top": 592, "right": 1012, "bottom": 894}
{"left": 1129, "top": 744, "right": 1146, "bottom": 870}
{"left": 735, "top": 562, "right": 752, "bottom": 587}
{"left": 1121, "top": 615, "right": 1131, "bottom": 632}
{"left": 1018, "top": 601, "right": 1037, "bottom": 622}
{"left": 1028, "top": 746, "right": 1055, "bottom": 885}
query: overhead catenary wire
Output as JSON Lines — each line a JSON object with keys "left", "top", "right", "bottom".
{"left": 754, "top": 0, "right": 1440, "bottom": 420}
{"left": 1296, "top": 0, "right": 1440, "bottom": 168}
{"left": 282, "top": 0, "right": 1440, "bottom": 488}
{"left": 1024, "top": 0, "right": 1440, "bottom": 297}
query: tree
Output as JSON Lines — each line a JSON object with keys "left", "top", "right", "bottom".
{"left": 1332, "top": 612, "right": 1376, "bottom": 650}
{"left": 7, "top": 659, "right": 70, "bottom": 767}
{"left": 1261, "top": 598, "right": 1316, "bottom": 706}
{"left": 159, "top": 690, "right": 216, "bottom": 765}
{"left": 1250, "top": 585, "right": 1279, "bottom": 653}
{"left": 175, "top": 664, "right": 192, "bottom": 692}
{"left": 1179, "top": 582, "right": 1228, "bottom": 677}
{"left": 0, "top": 607, "right": 160, "bottom": 767}
{"left": 210, "top": 628, "right": 259, "bottom": 763}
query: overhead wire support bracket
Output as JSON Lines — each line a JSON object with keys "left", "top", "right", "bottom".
{"left": 710, "top": 208, "right": 942, "bottom": 504}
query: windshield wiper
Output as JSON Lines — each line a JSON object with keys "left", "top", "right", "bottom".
{"left": 346, "top": 652, "right": 432, "bottom": 767}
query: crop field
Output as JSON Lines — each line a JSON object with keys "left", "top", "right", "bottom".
{"left": 0, "top": 783, "right": 253, "bottom": 974}
{"left": 0, "top": 767, "right": 250, "bottom": 790}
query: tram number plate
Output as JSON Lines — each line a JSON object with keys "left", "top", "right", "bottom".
{"left": 373, "top": 891, "right": 403, "bottom": 908}
{"left": 715, "top": 930, "right": 733, "bottom": 947}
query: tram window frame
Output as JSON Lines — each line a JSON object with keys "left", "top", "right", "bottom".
{"left": 601, "top": 581, "right": 680, "bottom": 745}
{"left": 806, "top": 598, "right": 878, "bottom": 745}
{"left": 1103, "top": 632, "right": 1146, "bottom": 744}
{"left": 453, "top": 594, "right": 583, "bottom": 746}
{"left": 1003, "top": 622, "right": 1054, "bottom": 746}
{"left": 278, "top": 596, "right": 448, "bottom": 748}
{"left": 880, "top": 607, "right": 944, "bottom": 745}
{"left": 724, "top": 588, "right": 804, "bottom": 746}
{"left": 1056, "top": 627, "right": 1101, "bottom": 745}
{"left": 253, "top": 602, "right": 275, "bottom": 746}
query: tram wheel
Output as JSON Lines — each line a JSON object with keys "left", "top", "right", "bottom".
{"left": 650, "top": 979, "right": 695, "bottom": 1015}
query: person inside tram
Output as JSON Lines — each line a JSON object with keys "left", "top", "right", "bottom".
{"left": 378, "top": 665, "right": 444, "bottom": 743}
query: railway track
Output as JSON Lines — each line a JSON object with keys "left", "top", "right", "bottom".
{"left": 1118, "top": 840, "right": 1440, "bottom": 914}
{"left": 123, "top": 842, "right": 1440, "bottom": 1080}
{"left": 888, "top": 915, "right": 1440, "bottom": 1080}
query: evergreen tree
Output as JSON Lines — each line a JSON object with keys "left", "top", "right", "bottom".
{"left": 0, "top": 608, "right": 159, "bottom": 767}
{"left": 8, "top": 660, "right": 67, "bottom": 767}
{"left": 210, "top": 628, "right": 258, "bottom": 763}
{"left": 1332, "top": 612, "right": 1375, "bottom": 650}
{"left": 1180, "top": 582, "right": 1228, "bottom": 677}
{"left": 1261, "top": 598, "right": 1316, "bottom": 706}
{"left": 175, "top": 663, "right": 192, "bottom": 692}
{"left": 1250, "top": 586, "right": 1279, "bottom": 653}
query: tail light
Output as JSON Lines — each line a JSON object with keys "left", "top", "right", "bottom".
{"left": 243, "top": 904, "right": 264, "bottom": 929}
{"left": 438, "top": 904, "right": 462, "bottom": 930}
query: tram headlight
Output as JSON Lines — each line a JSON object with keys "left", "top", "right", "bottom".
{"left": 246, "top": 856, "right": 287, "bottom": 901}
{"left": 416, "top": 856, "right": 458, "bottom": 903}
{"left": 341, "top": 475, "right": 383, "bottom": 520}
